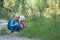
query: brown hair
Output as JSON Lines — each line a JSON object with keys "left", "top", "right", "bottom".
{"left": 13, "top": 14, "right": 20, "bottom": 18}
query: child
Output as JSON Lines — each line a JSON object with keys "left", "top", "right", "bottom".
{"left": 7, "top": 13, "right": 21, "bottom": 34}
{"left": 20, "top": 15, "right": 27, "bottom": 28}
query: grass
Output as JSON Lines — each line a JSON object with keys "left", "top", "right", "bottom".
{"left": 0, "top": 28, "right": 11, "bottom": 35}
{"left": 18, "top": 17, "right": 60, "bottom": 40}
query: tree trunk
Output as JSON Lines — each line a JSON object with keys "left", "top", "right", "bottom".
{"left": 0, "top": 0, "right": 3, "bottom": 9}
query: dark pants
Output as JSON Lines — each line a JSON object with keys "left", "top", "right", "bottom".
{"left": 8, "top": 26, "right": 22, "bottom": 33}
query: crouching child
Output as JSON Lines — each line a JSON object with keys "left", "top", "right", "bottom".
{"left": 20, "top": 15, "right": 27, "bottom": 28}
{"left": 7, "top": 13, "right": 22, "bottom": 34}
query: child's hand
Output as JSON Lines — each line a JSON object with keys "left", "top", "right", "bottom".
{"left": 15, "top": 23, "right": 18, "bottom": 26}
{"left": 23, "top": 25, "right": 27, "bottom": 28}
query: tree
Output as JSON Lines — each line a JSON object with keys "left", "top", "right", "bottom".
{"left": 0, "top": 0, "right": 3, "bottom": 9}
{"left": 12, "top": 0, "right": 20, "bottom": 13}
{"left": 36, "top": 0, "right": 48, "bottom": 18}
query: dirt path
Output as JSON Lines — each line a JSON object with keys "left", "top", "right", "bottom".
{"left": 0, "top": 35, "right": 35, "bottom": 40}
{"left": 0, "top": 19, "right": 8, "bottom": 28}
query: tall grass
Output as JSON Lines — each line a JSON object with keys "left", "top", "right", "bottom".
{"left": 18, "top": 16, "right": 60, "bottom": 40}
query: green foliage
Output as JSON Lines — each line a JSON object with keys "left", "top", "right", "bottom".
{"left": 0, "top": 0, "right": 3, "bottom": 9}
{"left": 0, "top": 0, "right": 60, "bottom": 40}
{"left": 0, "top": 8, "right": 11, "bottom": 20}
{"left": 18, "top": 17, "right": 60, "bottom": 40}
{"left": 0, "top": 28, "right": 10, "bottom": 35}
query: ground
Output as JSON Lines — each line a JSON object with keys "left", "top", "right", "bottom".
{"left": 0, "top": 35, "right": 35, "bottom": 40}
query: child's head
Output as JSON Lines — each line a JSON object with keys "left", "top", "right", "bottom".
{"left": 13, "top": 13, "right": 20, "bottom": 20}
{"left": 20, "top": 15, "right": 25, "bottom": 21}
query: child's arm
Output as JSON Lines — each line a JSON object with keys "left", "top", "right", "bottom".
{"left": 10, "top": 20, "right": 17, "bottom": 27}
{"left": 20, "top": 21, "right": 27, "bottom": 28}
